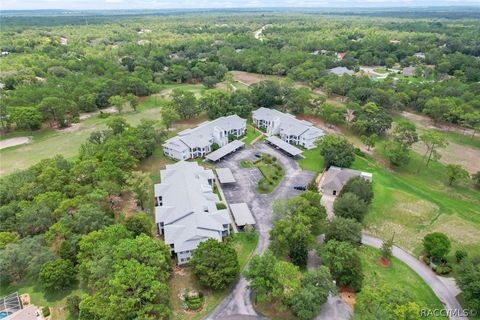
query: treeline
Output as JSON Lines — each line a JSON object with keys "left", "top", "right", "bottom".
{"left": 1, "top": 13, "right": 479, "bottom": 133}
{"left": 0, "top": 119, "right": 174, "bottom": 319}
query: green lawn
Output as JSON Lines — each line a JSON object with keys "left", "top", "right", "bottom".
{"left": 298, "top": 147, "right": 325, "bottom": 173}
{"left": 242, "top": 126, "right": 263, "bottom": 145}
{"left": 0, "top": 280, "right": 86, "bottom": 320}
{"left": 373, "top": 68, "right": 388, "bottom": 74}
{"left": 357, "top": 246, "right": 446, "bottom": 319}
{"left": 240, "top": 160, "right": 253, "bottom": 168}
{"left": 352, "top": 150, "right": 480, "bottom": 257}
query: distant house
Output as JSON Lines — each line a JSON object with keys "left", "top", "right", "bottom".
{"left": 154, "top": 161, "right": 231, "bottom": 265}
{"left": 336, "top": 52, "right": 346, "bottom": 60}
{"left": 163, "top": 115, "right": 246, "bottom": 161}
{"left": 402, "top": 66, "right": 416, "bottom": 76}
{"left": 328, "top": 67, "right": 354, "bottom": 76}
{"left": 252, "top": 107, "right": 324, "bottom": 149}
{"left": 320, "top": 166, "right": 372, "bottom": 196}
{"left": 414, "top": 52, "right": 426, "bottom": 59}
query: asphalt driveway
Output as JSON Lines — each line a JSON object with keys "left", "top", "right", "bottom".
{"left": 206, "top": 142, "right": 315, "bottom": 319}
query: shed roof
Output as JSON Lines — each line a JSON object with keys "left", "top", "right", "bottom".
{"left": 206, "top": 140, "right": 245, "bottom": 162}
{"left": 230, "top": 203, "right": 256, "bottom": 227}
{"left": 216, "top": 168, "right": 236, "bottom": 183}
{"left": 266, "top": 136, "right": 303, "bottom": 156}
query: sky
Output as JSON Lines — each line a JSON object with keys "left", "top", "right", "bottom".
{"left": 1, "top": 0, "right": 480, "bottom": 10}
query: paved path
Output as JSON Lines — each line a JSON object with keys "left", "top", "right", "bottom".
{"left": 206, "top": 143, "right": 315, "bottom": 319}
{"left": 362, "top": 234, "right": 466, "bottom": 320}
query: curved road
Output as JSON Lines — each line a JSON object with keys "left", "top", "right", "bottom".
{"left": 362, "top": 234, "right": 466, "bottom": 320}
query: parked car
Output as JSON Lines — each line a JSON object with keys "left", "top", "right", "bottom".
{"left": 294, "top": 185, "right": 306, "bottom": 191}
{"left": 254, "top": 152, "right": 262, "bottom": 158}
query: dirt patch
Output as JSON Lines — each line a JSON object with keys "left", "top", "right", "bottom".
{"left": 400, "top": 111, "right": 474, "bottom": 135}
{"left": 79, "top": 107, "right": 117, "bottom": 120}
{"left": 55, "top": 123, "right": 85, "bottom": 133}
{"left": 172, "top": 114, "right": 209, "bottom": 130}
{"left": 412, "top": 140, "right": 480, "bottom": 174}
{"left": 230, "top": 70, "right": 282, "bottom": 86}
{"left": 117, "top": 191, "right": 139, "bottom": 218}
{"left": 340, "top": 287, "right": 356, "bottom": 308}
{"left": 0, "top": 136, "right": 31, "bottom": 150}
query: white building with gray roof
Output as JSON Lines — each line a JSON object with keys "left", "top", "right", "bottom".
{"left": 252, "top": 107, "right": 324, "bottom": 149}
{"left": 320, "top": 166, "right": 372, "bottom": 196}
{"left": 163, "top": 115, "right": 246, "bottom": 161}
{"left": 154, "top": 161, "right": 231, "bottom": 265}
{"left": 328, "top": 66, "right": 355, "bottom": 76}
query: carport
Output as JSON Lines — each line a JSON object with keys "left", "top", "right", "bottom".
{"left": 265, "top": 136, "right": 303, "bottom": 157}
{"left": 216, "top": 168, "right": 236, "bottom": 184}
{"left": 206, "top": 140, "right": 245, "bottom": 162}
{"left": 230, "top": 203, "right": 256, "bottom": 229}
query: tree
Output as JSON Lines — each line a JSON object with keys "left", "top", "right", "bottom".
{"left": 106, "top": 117, "right": 129, "bottom": 135}
{"left": 290, "top": 267, "right": 336, "bottom": 320}
{"left": 190, "top": 239, "right": 239, "bottom": 290}
{"left": 39, "top": 258, "right": 76, "bottom": 291}
{"left": 270, "top": 214, "right": 313, "bottom": 268}
{"left": 333, "top": 193, "right": 368, "bottom": 222}
{"left": 319, "top": 134, "right": 355, "bottom": 168}
{"left": 384, "top": 140, "right": 411, "bottom": 167}
{"left": 445, "top": 164, "right": 469, "bottom": 186}
{"left": 473, "top": 171, "right": 480, "bottom": 188}
{"left": 66, "top": 295, "right": 81, "bottom": 318}
{"left": 339, "top": 176, "right": 373, "bottom": 204}
{"left": 351, "top": 102, "right": 392, "bottom": 135}
{"left": 318, "top": 103, "right": 347, "bottom": 126}
{"left": 423, "top": 232, "right": 451, "bottom": 262}
{"left": 10, "top": 107, "right": 43, "bottom": 131}
{"left": 160, "top": 103, "right": 180, "bottom": 129}
{"left": 325, "top": 217, "right": 362, "bottom": 247}
{"left": 0, "top": 231, "right": 18, "bottom": 250}
{"left": 108, "top": 95, "right": 127, "bottom": 114}
{"left": 250, "top": 80, "right": 286, "bottom": 109}
{"left": 354, "top": 284, "right": 421, "bottom": 319}
{"left": 199, "top": 89, "right": 232, "bottom": 119}
{"left": 124, "top": 213, "right": 153, "bottom": 237}
{"left": 418, "top": 130, "right": 448, "bottom": 172}
{"left": 127, "top": 171, "right": 151, "bottom": 210}
{"left": 361, "top": 134, "right": 377, "bottom": 151}
{"left": 319, "top": 240, "right": 363, "bottom": 292}
{"left": 393, "top": 121, "right": 418, "bottom": 147}
{"left": 381, "top": 233, "right": 395, "bottom": 261}
{"left": 454, "top": 257, "right": 480, "bottom": 313}
{"left": 284, "top": 87, "right": 312, "bottom": 115}
{"left": 245, "top": 251, "right": 279, "bottom": 302}
{"left": 170, "top": 88, "right": 198, "bottom": 119}
{"left": 125, "top": 93, "right": 139, "bottom": 112}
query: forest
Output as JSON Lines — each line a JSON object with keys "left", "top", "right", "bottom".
{"left": 1, "top": 8, "right": 480, "bottom": 320}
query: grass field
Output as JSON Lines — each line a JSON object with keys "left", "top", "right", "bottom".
{"left": 0, "top": 281, "right": 86, "bottom": 320}
{"left": 0, "top": 95, "right": 167, "bottom": 176}
{"left": 357, "top": 246, "right": 446, "bottom": 319}
{"left": 298, "top": 147, "right": 325, "bottom": 173}
{"left": 168, "top": 233, "right": 258, "bottom": 320}
{"left": 352, "top": 151, "right": 480, "bottom": 257}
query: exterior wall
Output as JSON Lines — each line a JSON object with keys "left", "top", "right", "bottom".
{"left": 164, "top": 147, "right": 191, "bottom": 161}
{"left": 300, "top": 137, "right": 318, "bottom": 149}
{"left": 177, "top": 250, "right": 193, "bottom": 265}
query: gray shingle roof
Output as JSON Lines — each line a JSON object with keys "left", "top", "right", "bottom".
{"left": 154, "top": 161, "right": 230, "bottom": 253}
{"left": 328, "top": 67, "right": 355, "bottom": 76}
{"left": 321, "top": 166, "right": 372, "bottom": 193}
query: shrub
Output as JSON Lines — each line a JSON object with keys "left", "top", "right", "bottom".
{"left": 455, "top": 250, "right": 468, "bottom": 263}
{"left": 216, "top": 202, "right": 227, "bottom": 210}
{"left": 433, "top": 264, "right": 452, "bottom": 275}
{"left": 42, "top": 307, "right": 51, "bottom": 317}
{"left": 39, "top": 259, "right": 76, "bottom": 291}
{"left": 66, "top": 295, "right": 81, "bottom": 317}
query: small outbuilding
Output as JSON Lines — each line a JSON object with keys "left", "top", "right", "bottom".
{"left": 230, "top": 203, "right": 256, "bottom": 230}
{"left": 320, "top": 166, "right": 372, "bottom": 196}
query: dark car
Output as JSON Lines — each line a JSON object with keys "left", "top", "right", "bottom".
{"left": 254, "top": 152, "right": 262, "bottom": 158}
{"left": 294, "top": 185, "right": 306, "bottom": 191}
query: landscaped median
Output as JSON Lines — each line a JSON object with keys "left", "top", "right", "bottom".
{"left": 251, "top": 153, "right": 285, "bottom": 193}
